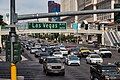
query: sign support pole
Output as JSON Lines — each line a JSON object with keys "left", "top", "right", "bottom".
{"left": 10, "top": 0, "right": 17, "bottom": 80}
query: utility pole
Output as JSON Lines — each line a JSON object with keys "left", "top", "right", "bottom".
{"left": 10, "top": 0, "right": 16, "bottom": 80}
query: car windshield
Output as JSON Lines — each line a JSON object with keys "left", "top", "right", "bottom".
{"left": 69, "top": 57, "right": 79, "bottom": 60}
{"left": 81, "top": 48, "right": 88, "bottom": 50}
{"left": 60, "top": 46, "right": 65, "bottom": 48}
{"left": 47, "top": 58, "right": 62, "bottom": 63}
{"left": 100, "top": 49, "right": 109, "bottom": 51}
{"left": 40, "top": 53, "right": 49, "bottom": 56}
{"left": 61, "top": 49, "right": 67, "bottom": 51}
{"left": 91, "top": 55, "right": 100, "bottom": 58}
{"left": 54, "top": 52, "right": 61, "bottom": 54}
{"left": 71, "top": 49, "right": 79, "bottom": 52}
{"left": 31, "top": 48, "right": 38, "bottom": 51}
{"left": 102, "top": 66, "right": 117, "bottom": 73}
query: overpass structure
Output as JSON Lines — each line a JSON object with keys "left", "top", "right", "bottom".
{"left": 0, "top": 28, "right": 102, "bottom": 35}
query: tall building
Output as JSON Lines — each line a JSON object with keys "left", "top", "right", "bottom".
{"left": 61, "top": 0, "right": 120, "bottom": 28}
{"left": 48, "top": 1, "right": 60, "bottom": 21}
{"left": 61, "top": 0, "right": 78, "bottom": 28}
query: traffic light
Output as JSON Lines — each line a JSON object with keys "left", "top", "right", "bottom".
{"left": 114, "top": 4, "right": 120, "bottom": 24}
{"left": 6, "top": 41, "right": 11, "bottom": 62}
{"left": 13, "top": 42, "right": 21, "bottom": 64}
{"left": 5, "top": 41, "right": 21, "bottom": 63}
{"left": 117, "top": 26, "right": 120, "bottom": 31}
{"left": 0, "top": 15, "right": 3, "bottom": 21}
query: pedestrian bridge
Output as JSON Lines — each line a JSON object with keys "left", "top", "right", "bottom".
{"left": 0, "top": 28, "right": 102, "bottom": 35}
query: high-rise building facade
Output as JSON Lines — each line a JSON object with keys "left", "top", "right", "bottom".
{"left": 48, "top": 1, "right": 60, "bottom": 21}
{"left": 61, "top": 0, "right": 120, "bottom": 26}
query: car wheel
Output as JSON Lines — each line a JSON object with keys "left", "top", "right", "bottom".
{"left": 86, "top": 60, "right": 88, "bottom": 64}
{"left": 43, "top": 68, "right": 45, "bottom": 72}
{"left": 45, "top": 70, "right": 49, "bottom": 75}
{"left": 35, "top": 54, "right": 37, "bottom": 58}
{"left": 94, "top": 78, "right": 98, "bottom": 80}
{"left": 90, "top": 74, "right": 94, "bottom": 80}
{"left": 60, "top": 72, "right": 65, "bottom": 76}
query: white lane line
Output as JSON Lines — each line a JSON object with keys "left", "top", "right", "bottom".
{"left": 0, "top": 55, "right": 28, "bottom": 61}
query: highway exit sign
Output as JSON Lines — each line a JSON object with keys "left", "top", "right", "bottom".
{"left": 28, "top": 22, "right": 66, "bottom": 29}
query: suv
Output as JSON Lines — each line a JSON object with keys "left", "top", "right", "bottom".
{"left": 90, "top": 64, "right": 120, "bottom": 80}
{"left": 43, "top": 56, "right": 65, "bottom": 76}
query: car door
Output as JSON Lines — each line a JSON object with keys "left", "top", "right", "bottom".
{"left": 86, "top": 55, "right": 90, "bottom": 63}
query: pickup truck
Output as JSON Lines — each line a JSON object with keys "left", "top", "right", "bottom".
{"left": 90, "top": 64, "right": 120, "bottom": 80}
{"left": 43, "top": 56, "right": 65, "bottom": 76}
{"left": 94, "top": 48, "right": 112, "bottom": 58}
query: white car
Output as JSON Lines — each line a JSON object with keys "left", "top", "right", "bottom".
{"left": 52, "top": 51, "right": 63, "bottom": 58}
{"left": 59, "top": 45, "right": 66, "bottom": 50}
{"left": 65, "top": 55, "right": 80, "bottom": 66}
{"left": 60, "top": 49, "right": 68, "bottom": 56}
{"left": 86, "top": 54, "right": 103, "bottom": 64}
{"left": 94, "top": 48, "right": 112, "bottom": 58}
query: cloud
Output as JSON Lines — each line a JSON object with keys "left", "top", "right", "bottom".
{"left": 0, "top": 0, "right": 57, "bottom": 15}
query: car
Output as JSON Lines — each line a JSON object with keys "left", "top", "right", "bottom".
{"left": 90, "top": 63, "right": 120, "bottom": 80}
{"left": 59, "top": 45, "right": 66, "bottom": 50}
{"left": 86, "top": 54, "right": 103, "bottom": 64}
{"left": 79, "top": 47, "right": 91, "bottom": 57}
{"left": 65, "top": 55, "right": 80, "bottom": 66}
{"left": 114, "top": 61, "right": 120, "bottom": 72}
{"left": 45, "top": 47, "right": 53, "bottom": 56}
{"left": 30, "top": 47, "right": 39, "bottom": 54}
{"left": 60, "top": 49, "right": 68, "bottom": 56}
{"left": 39, "top": 53, "right": 50, "bottom": 64}
{"left": 68, "top": 48, "right": 81, "bottom": 57}
{"left": 94, "top": 48, "right": 112, "bottom": 58}
{"left": 87, "top": 40, "right": 93, "bottom": 44}
{"left": 43, "top": 56, "right": 65, "bottom": 75}
{"left": 52, "top": 51, "right": 63, "bottom": 58}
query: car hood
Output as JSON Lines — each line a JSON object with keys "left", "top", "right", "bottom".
{"left": 104, "top": 73, "right": 120, "bottom": 78}
{"left": 81, "top": 50, "right": 91, "bottom": 52}
{"left": 90, "top": 58, "right": 103, "bottom": 61}
{"left": 100, "top": 51, "right": 111, "bottom": 53}
{"left": 47, "top": 63, "right": 63, "bottom": 66}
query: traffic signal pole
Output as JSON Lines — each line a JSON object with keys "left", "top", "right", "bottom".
{"left": 10, "top": 0, "right": 17, "bottom": 80}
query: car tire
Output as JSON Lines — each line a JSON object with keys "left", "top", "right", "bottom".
{"left": 60, "top": 72, "right": 65, "bottom": 76}
{"left": 43, "top": 68, "right": 45, "bottom": 72}
{"left": 45, "top": 70, "right": 49, "bottom": 75}
{"left": 90, "top": 74, "right": 94, "bottom": 80}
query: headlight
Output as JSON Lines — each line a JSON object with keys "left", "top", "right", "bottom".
{"left": 110, "top": 76, "right": 117, "bottom": 79}
{"left": 47, "top": 65, "right": 51, "bottom": 69}
{"left": 105, "top": 76, "right": 110, "bottom": 80}
{"left": 61, "top": 65, "right": 65, "bottom": 69}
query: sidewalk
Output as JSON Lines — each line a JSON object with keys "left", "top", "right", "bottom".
{"left": 0, "top": 49, "right": 28, "bottom": 62}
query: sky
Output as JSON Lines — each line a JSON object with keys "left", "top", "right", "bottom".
{"left": 0, "top": 0, "right": 60, "bottom": 16}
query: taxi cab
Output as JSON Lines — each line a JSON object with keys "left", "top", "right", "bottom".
{"left": 79, "top": 47, "right": 91, "bottom": 57}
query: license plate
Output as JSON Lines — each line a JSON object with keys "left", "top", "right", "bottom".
{"left": 54, "top": 71, "right": 59, "bottom": 73}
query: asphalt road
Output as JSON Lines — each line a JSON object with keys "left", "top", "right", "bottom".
{"left": 0, "top": 43, "right": 120, "bottom": 80}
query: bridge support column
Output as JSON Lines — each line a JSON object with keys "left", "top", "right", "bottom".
{"left": 0, "top": 26, "right": 2, "bottom": 48}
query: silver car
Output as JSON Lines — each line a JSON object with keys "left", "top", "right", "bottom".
{"left": 43, "top": 56, "right": 65, "bottom": 76}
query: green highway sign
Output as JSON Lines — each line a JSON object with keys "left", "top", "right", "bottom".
{"left": 28, "top": 22, "right": 66, "bottom": 29}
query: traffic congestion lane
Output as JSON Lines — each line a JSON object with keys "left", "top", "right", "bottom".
{"left": 21, "top": 42, "right": 120, "bottom": 80}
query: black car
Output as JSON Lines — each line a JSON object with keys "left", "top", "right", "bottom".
{"left": 90, "top": 63, "right": 120, "bottom": 80}
{"left": 68, "top": 48, "right": 81, "bottom": 58}
{"left": 39, "top": 53, "right": 50, "bottom": 64}
{"left": 46, "top": 47, "right": 53, "bottom": 56}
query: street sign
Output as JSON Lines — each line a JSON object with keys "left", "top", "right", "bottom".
{"left": 28, "top": 22, "right": 66, "bottom": 29}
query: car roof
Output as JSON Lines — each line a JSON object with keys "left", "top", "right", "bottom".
{"left": 89, "top": 54, "right": 99, "bottom": 56}
{"left": 46, "top": 56, "right": 60, "bottom": 58}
